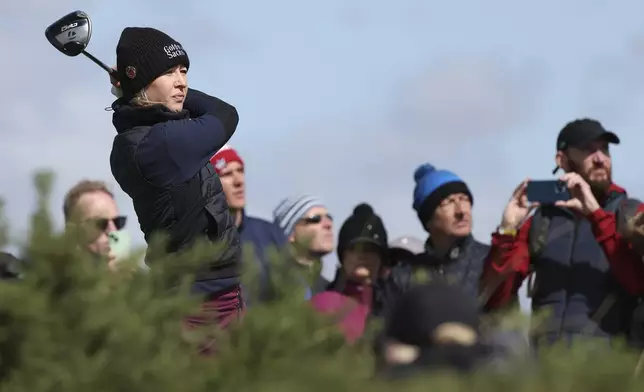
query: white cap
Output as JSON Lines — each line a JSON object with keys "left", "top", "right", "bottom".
{"left": 389, "top": 235, "right": 425, "bottom": 255}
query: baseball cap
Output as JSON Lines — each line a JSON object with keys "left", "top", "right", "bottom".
{"left": 552, "top": 118, "right": 620, "bottom": 174}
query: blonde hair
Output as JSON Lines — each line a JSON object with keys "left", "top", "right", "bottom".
{"left": 63, "top": 180, "right": 114, "bottom": 222}
{"left": 130, "top": 89, "right": 158, "bottom": 107}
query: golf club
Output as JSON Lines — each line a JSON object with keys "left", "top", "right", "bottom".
{"left": 45, "top": 10, "right": 118, "bottom": 81}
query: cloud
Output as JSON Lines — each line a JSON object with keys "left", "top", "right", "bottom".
{"left": 394, "top": 55, "right": 547, "bottom": 140}
{"left": 245, "top": 54, "right": 546, "bottom": 244}
{"left": 579, "top": 37, "right": 644, "bottom": 124}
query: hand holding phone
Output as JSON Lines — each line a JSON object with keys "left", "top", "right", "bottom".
{"left": 526, "top": 180, "right": 571, "bottom": 204}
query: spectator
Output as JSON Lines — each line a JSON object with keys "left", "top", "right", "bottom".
{"left": 388, "top": 163, "right": 489, "bottom": 300}
{"left": 377, "top": 282, "right": 491, "bottom": 378}
{"left": 311, "top": 203, "right": 390, "bottom": 343}
{"left": 108, "top": 27, "right": 242, "bottom": 329}
{"left": 210, "top": 144, "right": 287, "bottom": 304}
{"left": 273, "top": 195, "right": 334, "bottom": 298}
{"left": 482, "top": 118, "right": 644, "bottom": 347}
{"left": 62, "top": 180, "right": 128, "bottom": 271}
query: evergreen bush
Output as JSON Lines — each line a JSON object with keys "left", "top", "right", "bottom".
{"left": 0, "top": 170, "right": 642, "bottom": 391}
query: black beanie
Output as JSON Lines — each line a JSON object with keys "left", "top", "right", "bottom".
{"left": 116, "top": 27, "right": 190, "bottom": 100}
{"left": 337, "top": 203, "right": 388, "bottom": 262}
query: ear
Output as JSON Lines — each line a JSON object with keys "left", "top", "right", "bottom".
{"left": 555, "top": 151, "right": 568, "bottom": 172}
{"left": 288, "top": 233, "right": 296, "bottom": 244}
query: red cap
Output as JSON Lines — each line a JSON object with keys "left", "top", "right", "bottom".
{"left": 210, "top": 144, "right": 244, "bottom": 174}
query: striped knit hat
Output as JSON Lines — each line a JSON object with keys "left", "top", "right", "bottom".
{"left": 273, "top": 195, "right": 326, "bottom": 236}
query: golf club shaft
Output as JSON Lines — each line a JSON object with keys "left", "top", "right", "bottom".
{"left": 82, "top": 50, "right": 118, "bottom": 80}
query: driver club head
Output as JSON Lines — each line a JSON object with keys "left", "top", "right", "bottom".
{"left": 45, "top": 10, "right": 92, "bottom": 57}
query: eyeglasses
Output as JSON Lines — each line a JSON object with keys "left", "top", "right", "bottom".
{"left": 91, "top": 216, "right": 127, "bottom": 232}
{"left": 300, "top": 213, "right": 333, "bottom": 225}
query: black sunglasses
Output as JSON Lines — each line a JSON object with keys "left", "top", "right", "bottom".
{"left": 301, "top": 213, "right": 333, "bottom": 225}
{"left": 92, "top": 216, "right": 127, "bottom": 231}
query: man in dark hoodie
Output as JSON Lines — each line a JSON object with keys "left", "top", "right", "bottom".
{"left": 108, "top": 27, "right": 242, "bottom": 330}
{"left": 210, "top": 144, "right": 287, "bottom": 304}
{"left": 388, "top": 163, "right": 489, "bottom": 300}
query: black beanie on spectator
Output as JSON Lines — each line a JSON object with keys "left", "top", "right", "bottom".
{"left": 116, "top": 27, "right": 190, "bottom": 100}
{"left": 337, "top": 203, "right": 388, "bottom": 262}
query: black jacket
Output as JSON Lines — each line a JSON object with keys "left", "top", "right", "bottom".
{"left": 110, "top": 89, "right": 241, "bottom": 293}
{"left": 384, "top": 236, "right": 489, "bottom": 313}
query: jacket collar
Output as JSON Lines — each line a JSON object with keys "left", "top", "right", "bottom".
{"left": 419, "top": 235, "right": 474, "bottom": 266}
{"left": 111, "top": 99, "right": 190, "bottom": 133}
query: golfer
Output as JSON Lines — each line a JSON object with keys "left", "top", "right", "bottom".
{"left": 109, "top": 27, "right": 242, "bottom": 328}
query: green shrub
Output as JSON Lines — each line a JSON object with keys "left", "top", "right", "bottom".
{"left": 0, "top": 170, "right": 643, "bottom": 391}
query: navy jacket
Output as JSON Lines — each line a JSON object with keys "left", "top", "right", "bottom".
{"left": 111, "top": 89, "right": 241, "bottom": 296}
{"left": 238, "top": 212, "right": 288, "bottom": 304}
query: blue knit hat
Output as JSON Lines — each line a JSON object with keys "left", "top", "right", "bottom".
{"left": 412, "top": 163, "right": 472, "bottom": 223}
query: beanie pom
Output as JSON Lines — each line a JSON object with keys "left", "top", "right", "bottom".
{"left": 414, "top": 163, "right": 436, "bottom": 183}
{"left": 353, "top": 203, "right": 374, "bottom": 217}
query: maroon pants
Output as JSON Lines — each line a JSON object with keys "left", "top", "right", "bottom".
{"left": 183, "top": 284, "right": 244, "bottom": 354}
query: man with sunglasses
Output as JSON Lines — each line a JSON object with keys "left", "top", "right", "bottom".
{"left": 63, "top": 180, "right": 128, "bottom": 270}
{"left": 482, "top": 118, "right": 644, "bottom": 348}
{"left": 273, "top": 195, "right": 335, "bottom": 298}
{"left": 210, "top": 145, "right": 288, "bottom": 304}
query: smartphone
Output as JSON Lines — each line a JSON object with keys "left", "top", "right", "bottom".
{"left": 526, "top": 180, "right": 571, "bottom": 204}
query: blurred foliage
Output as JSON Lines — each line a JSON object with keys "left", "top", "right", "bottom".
{"left": 0, "top": 170, "right": 642, "bottom": 391}
{"left": 0, "top": 198, "right": 8, "bottom": 249}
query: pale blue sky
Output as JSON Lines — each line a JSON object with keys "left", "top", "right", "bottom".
{"left": 3, "top": 1, "right": 644, "bottom": 309}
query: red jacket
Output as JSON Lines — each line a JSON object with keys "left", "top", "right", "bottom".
{"left": 482, "top": 184, "right": 644, "bottom": 309}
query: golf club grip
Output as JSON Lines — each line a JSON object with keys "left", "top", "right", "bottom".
{"left": 82, "top": 50, "right": 119, "bottom": 81}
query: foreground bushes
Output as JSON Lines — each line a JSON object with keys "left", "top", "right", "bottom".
{"left": 0, "top": 172, "right": 643, "bottom": 391}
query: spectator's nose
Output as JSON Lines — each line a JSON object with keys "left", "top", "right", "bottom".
{"left": 321, "top": 215, "right": 333, "bottom": 230}
{"left": 591, "top": 149, "right": 609, "bottom": 165}
{"left": 233, "top": 173, "right": 244, "bottom": 187}
{"left": 105, "top": 219, "right": 118, "bottom": 234}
